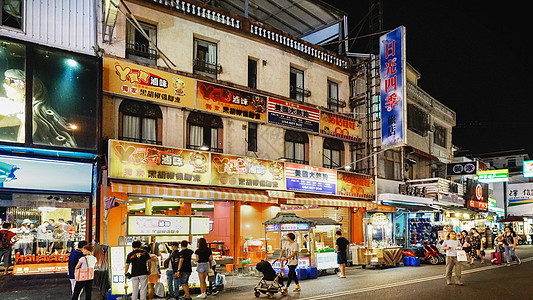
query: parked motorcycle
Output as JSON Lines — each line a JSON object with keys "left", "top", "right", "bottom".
{"left": 403, "top": 243, "right": 441, "bottom": 265}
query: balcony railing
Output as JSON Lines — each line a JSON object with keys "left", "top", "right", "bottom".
{"left": 327, "top": 98, "right": 346, "bottom": 110}
{"left": 186, "top": 144, "right": 223, "bottom": 153}
{"left": 119, "top": 136, "right": 162, "bottom": 145}
{"left": 126, "top": 42, "right": 158, "bottom": 61}
{"left": 193, "top": 58, "right": 222, "bottom": 76}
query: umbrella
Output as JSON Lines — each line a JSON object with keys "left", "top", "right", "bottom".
{"left": 498, "top": 216, "right": 525, "bottom": 223}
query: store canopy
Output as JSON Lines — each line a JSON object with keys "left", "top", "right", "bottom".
{"left": 263, "top": 212, "right": 313, "bottom": 225}
{"left": 110, "top": 182, "right": 275, "bottom": 203}
{"left": 379, "top": 193, "right": 437, "bottom": 211}
{"left": 307, "top": 217, "right": 340, "bottom": 226}
{"left": 286, "top": 195, "right": 386, "bottom": 210}
{"left": 498, "top": 216, "right": 525, "bottom": 223}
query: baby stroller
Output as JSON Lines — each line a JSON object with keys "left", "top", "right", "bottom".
{"left": 254, "top": 259, "right": 287, "bottom": 298}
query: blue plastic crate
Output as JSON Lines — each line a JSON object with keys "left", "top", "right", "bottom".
{"left": 403, "top": 257, "right": 410, "bottom": 266}
{"left": 408, "top": 256, "right": 420, "bottom": 266}
{"left": 306, "top": 266, "right": 318, "bottom": 279}
{"left": 296, "top": 268, "right": 307, "bottom": 280}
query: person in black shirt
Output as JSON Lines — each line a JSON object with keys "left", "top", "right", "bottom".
{"left": 335, "top": 231, "right": 350, "bottom": 278}
{"left": 165, "top": 242, "right": 181, "bottom": 299}
{"left": 125, "top": 241, "right": 152, "bottom": 300}
{"left": 194, "top": 238, "right": 213, "bottom": 299}
{"left": 177, "top": 240, "right": 193, "bottom": 300}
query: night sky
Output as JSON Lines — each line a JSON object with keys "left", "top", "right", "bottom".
{"left": 325, "top": 1, "right": 532, "bottom": 157}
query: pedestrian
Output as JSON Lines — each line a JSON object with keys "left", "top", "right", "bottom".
{"left": 468, "top": 228, "right": 484, "bottom": 264}
{"left": 66, "top": 221, "right": 76, "bottom": 253}
{"left": 143, "top": 245, "right": 160, "bottom": 300}
{"left": 71, "top": 243, "right": 97, "bottom": 300}
{"left": 303, "top": 234, "right": 309, "bottom": 249}
{"left": 165, "top": 242, "right": 181, "bottom": 299}
{"left": 28, "top": 222, "right": 37, "bottom": 255}
{"left": 459, "top": 230, "right": 471, "bottom": 262}
{"left": 0, "top": 222, "right": 17, "bottom": 275}
{"left": 441, "top": 230, "right": 463, "bottom": 285}
{"left": 492, "top": 225, "right": 499, "bottom": 248}
{"left": 68, "top": 240, "right": 88, "bottom": 296}
{"left": 335, "top": 230, "right": 349, "bottom": 278}
{"left": 194, "top": 237, "right": 213, "bottom": 299}
{"left": 501, "top": 226, "right": 521, "bottom": 266}
{"left": 278, "top": 232, "right": 301, "bottom": 293}
{"left": 36, "top": 221, "right": 50, "bottom": 255}
{"left": 529, "top": 227, "right": 533, "bottom": 245}
{"left": 125, "top": 240, "right": 152, "bottom": 300}
{"left": 176, "top": 240, "right": 193, "bottom": 300}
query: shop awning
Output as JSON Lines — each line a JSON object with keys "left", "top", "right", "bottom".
{"left": 286, "top": 195, "right": 383, "bottom": 209}
{"left": 110, "top": 182, "right": 275, "bottom": 203}
{"left": 267, "top": 190, "right": 294, "bottom": 199}
{"left": 378, "top": 193, "right": 437, "bottom": 211}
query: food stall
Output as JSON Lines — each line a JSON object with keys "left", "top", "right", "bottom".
{"left": 306, "top": 217, "right": 342, "bottom": 273}
{"left": 263, "top": 212, "right": 313, "bottom": 273}
{"left": 352, "top": 213, "right": 403, "bottom": 268}
{"left": 499, "top": 216, "right": 530, "bottom": 245}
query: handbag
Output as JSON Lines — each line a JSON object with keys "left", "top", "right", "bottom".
{"left": 154, "top": 282, "right": 165, "bottom": 297}
{"left": 74, "top": 257, "right": 95, "bottom": 281}
{"left": 457, "top": 250, "right": 468, "bottom": 262}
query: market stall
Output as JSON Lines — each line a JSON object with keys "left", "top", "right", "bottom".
{"left": 499, "top": 216, "right": 529, "bottom": 245}
{"left": 351, "top": 213, "right": 402, "bottom": 268}
{"left": 306, "top": 217, "right": 342, "bottom": 273}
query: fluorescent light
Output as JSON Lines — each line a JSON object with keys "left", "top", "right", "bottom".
{"left": 66, "top": 58, "right": 78, "bottom": 67}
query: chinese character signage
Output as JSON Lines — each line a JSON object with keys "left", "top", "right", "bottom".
{"left": 127, "top": 215, "right": 191, "bottom": 236}
{"left": 465, "top": 179, "right": 488, "bottom": 211}
{"left": 267, "top": 97, "right": 320, "bottom": 133}
{"left": 446, "top": 161, "right": 477, "bottom": 176}
{"left": 508, "top": 183, "right": 533, "bottom": 216}
{"left": 210, "top": 154, "right": 285, "bottom": 189}
{"left": 196, "top": 81, "right": 267, "bottom": 122}
{"left": 103, "top": 57, "right": 196, "bottom": 108}
{"left": 477, "top": 169, "right": 508, "bottom": 183}
{"left": 523, "top": 160, "right": 533, "bottom": 178}
{"left": 380, "top": 26, "right": 406, "bottom": 148}
{"left": 108, "top": 140, "right": 210, "bottom": 185}
{"left": 336, "top": 171, "right": 374, "bottom": 199}
{"left": 320, "top": 111, "right": 363, "bottom": 142}
{"left": 285, "top": 162, "right": 337, "bottom": 195}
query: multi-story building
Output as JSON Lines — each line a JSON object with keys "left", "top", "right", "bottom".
{"left": 0, "top": 0, "right": 100, "bottom": 275}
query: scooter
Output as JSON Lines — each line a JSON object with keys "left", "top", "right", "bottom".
{"left": 428, "top": 244, "right": 445, "bottom": 264}
{"left": 403, "top": 244, "right": 440, "bottom": 265}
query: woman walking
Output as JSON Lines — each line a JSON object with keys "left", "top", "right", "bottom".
{"left": 501, "top": 226, "right": 521, "bottom": 266}
{"left": 71, "top": 244, "right": 97, "bottom": 300}
{"left": 279, "top": 233, "right": 301, "bottom": 293}
{"left": 194, "top": 238, "right": 213, "bottom": 299}
{"left": 441, "top": 230, "right": 463, "bottom": 285}
{"left": 469, "top": 228, "right": 484, "bottom": 264}
{"left": 459, "top": 230, "right": 471, "bottom": 262}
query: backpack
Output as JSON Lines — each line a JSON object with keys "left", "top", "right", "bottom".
{"left": 0, "top": 231, "right": 9, "bottom": 249}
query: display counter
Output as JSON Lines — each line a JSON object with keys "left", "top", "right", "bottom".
{"left": 350, "top": 245, "right": 403, "bottom": 268}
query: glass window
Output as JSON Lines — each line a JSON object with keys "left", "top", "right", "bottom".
{"left": 247, "top": 122, "right": 257, "bottom": 152}
{"left": 187, "top": 112, "right": 223, "bottom": 152}
{"left": 126, "top": 21, "right": 158, "bottom": 65}
{"left": 248, "top": 58, "right": 257, "bottom": 89}
{"left": 284, "top": 130, "right": 308, "bottom": 164}
{"left": 119, "top": 99, "right": 162, "bottom": 145}
{"left": 193, "top": 38, "right": 219, "bottom": 78}
{"left": 289, "top": 67, "right": 304, "bottom": 101}
{"left": 407, "top": 104, "right": 429, "bottom": 136}
{"left": 1, "top": 0, "right": 23, "bottom": 30}
{"left": 0, "top": 39, "right": 25, "bottom": 143}
{"left": 433, "top": 124, "right": 447, "bottom": 147}
{"left": 323, "top": 138, "right": 343, "bottom": 168}
{"left": 327, "top": 80, "right": 339, "bottom": 111}
{"left": 32, "top": 48, "right": 98, "bottom": 149}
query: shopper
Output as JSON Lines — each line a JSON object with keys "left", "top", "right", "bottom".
{"left": 125, "top": 240, "right": 152, "bottom": 300}
{"left": 0, "top": 222, "right": 17, "bottom": 275}
{"left": 303, "top": 234, "right": 309, "bottom": 249}
{"left": 165, "top": 242, "right": 181, "bottom": 299}
{"left": 441, "top": 230, "right": 463, "bottom": 285}
{"left": 469, "top": 228, "right": 484, "bottom": 264}
{"left": 36, "top": 221, "right": 50, "bottom": 255}
{"left": 52, "top": 222, "right": 67, "bottom": 254}
{"left": 143, "top": 245, "right": 160, "bottom": 300}
{"left": 459, "top": 230, "right": 471, "bottom": 262}
{"left": 68, "top": 240, "right": 88, "bottom": 296}
{"left": 176, "top": 240, "right": 193, "bottom": 300}
{"left": 501, "top": 226, "right": 521, "bottom": 266}
{"left": 71, "top": 244, "right": 97, "bottom": 300}
{"left": 279, "top": 232, "right": 301, "bottom": 293}
{"left": 194, "top": 238, "right": 213, "bottom": 299}
{"left": 335, "top": 231, "right": 350, "bottom": 278}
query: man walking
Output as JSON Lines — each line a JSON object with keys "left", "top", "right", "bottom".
{"left": 125, "top": 241, "right": 152, "bottom": 300}
{"left": 68, "top": 240, "right": 88, "bottom": 296}
{"left": 335, "top": 231, "right": 350, "bottom": 278}
{"left": 176, "top": 240, "right": 193, "bottom": 300}
{"left": 165, "top": 242, "right": 181, "bottom": 299}
{"left": 0, "top": 222, "right": 18, "bottom": 275}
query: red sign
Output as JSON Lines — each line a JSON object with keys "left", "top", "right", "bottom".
{"left": 13, "top": 253, "right": 70, "bottom": 275}
{"left": 469, "top": 200, "right": 488, "bottom": 211}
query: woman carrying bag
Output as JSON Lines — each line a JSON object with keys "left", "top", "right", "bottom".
{"left": 441, "top": 230, "right": 463, "bottom": 286}
{"left": 71, "top": 244, "right": 97, "bottom": 300}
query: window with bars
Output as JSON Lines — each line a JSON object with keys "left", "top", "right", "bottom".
{"left": 327, "top": 80, "right": 340, "bottom": 111}
{"left": 1, "top": 0, "right": 23, "bottom": 30}
{"left": 187, "top": 112, "right": 223, "bottom": 152}
{"left": 433, "top": 124, "right": 447, "bottom": 147}
{"left": 119, "top": 99, "right": 162, "bottom": 145}
{"left": 126, "top": 21, "right": 158, "bottom": 65}
{"left": 193, "top": 38, "right": 220, "bottom": 78}
{"left": 323, "top": 138, "right": 344, "bottom": 168}
{"left": 284, "top": 130, "right": 308, "bottom": 164}
{"left": 407, "top": 104, "right": 429, "bottom": 136}
{"left": 290, "top": 67, "right": 305, "bottom": 101}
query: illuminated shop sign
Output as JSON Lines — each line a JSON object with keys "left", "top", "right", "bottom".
{"left": 267, "top": 97, "right": 320, "bottom": 133}
{"left": 477, "top": 169, "right": 508, "bottom": 183}
{"left": 127, "top": 215, "right": 209, "bottom": 236}
{"left": 279, "top": 223, "right": 309, "bottom": 231}
{"left": 523, "top": 160, "right": 533, "bottom": 178}
{"left": 108, "top": 140, "right": 210, "bottom": 185}
{"left": 12, "top": 253, "right": 69, "bottom": 275}
{"left": 319, "top": 111, "right": 363, "bottom": 142}
{"left": 265, "top": 224, "right": 280, "bottom": 232}
{"left": 465, "top": 179, "right": 488, "bottom": 211}
{"left": 446, "top": 161, "right": 477, "bottom": 176}
{"left": 0, "top": 154, "right": 93, "bottom": 193}
{"left": 380, "top": 26, "right": 407, "bottom": 148}
{"left": 285, "top": 162, "right": 337, "bottom": 195}
{"left": 336, "top": 171, "right": 375, "bottom": 199}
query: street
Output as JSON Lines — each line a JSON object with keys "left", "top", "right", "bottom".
{"left": 1, "top": 246, "right": 532, "bottom": 300}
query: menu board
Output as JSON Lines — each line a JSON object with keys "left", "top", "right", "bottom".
{"left": 285, "top": 163, "right": 337, "bottom": 195}
{"left": 267, "top": 97, "right": 320, "bottom": 133}
{"left": 103, "top": 57, "right": 196, "bottom": 108}
{"left": 190, "top": 217, "right": 210, "bottom": 235}
{"left": 108, "top": 139, "right": 210, "bottom": 185}
{"left": 110, "top": 246, "right": 133, "bottom": 295}
{"left": 319, "top": 111, "right": 363, "bottom": 142}
{"left": 196, "top": 81, "right": 267, "bottom": 122}
{"left": 336, "top": 171, "right": 375, "bottom": 199}
{"left": 211, "top": 154, "right": 285, "bottom": 190}
{"left": 127, "top": 215, "right": 190, "bottom": 236}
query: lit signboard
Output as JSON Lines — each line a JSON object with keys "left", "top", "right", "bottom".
{"left": 523, "top": 160, "right": 533, "bottom": 178}
{"left": 465, "top": 179, "right": 488, "bottom": 211}
{"left": 0, "top": 154, "right": 93, "bottom": 193}
{"left": 477, "top": 169, "right": 508, "bottom": 183}
{"left": 127, "top": 215, "right": 209, "bottom": 236}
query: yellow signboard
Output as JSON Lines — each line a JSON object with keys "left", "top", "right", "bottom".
{"left": 210, "top": 154, "right": 285, "bottom": 190}
{"left": 320, "top": 111, "right": 363, "bottom": 142}
{"left": 337, "top": 171, "right": 375, "bottom": 200}
{"left": 108, "top": 139, "right": 210, "bottom": 185}
{"left": 103, "top": 57, "right": 196, "bottom": 108}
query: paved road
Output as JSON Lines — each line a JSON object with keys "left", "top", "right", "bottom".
{"left": 0, "top": 246, "right": 531, "bottom": 299}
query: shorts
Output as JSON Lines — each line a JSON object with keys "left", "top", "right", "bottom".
{"left": 148, "top": 274, "right": 160, "bottom": 284}
{"left": 179, "top": 272, "right": 191, "bottom": 286}
{"left": 337, "top": 251, "right": 347, "bottom": 264}
{"left": 196, "top": 262, "right": 210, "bottom": 273}
{"left": 38, "top": 241, "right": 48, "bottom": 248}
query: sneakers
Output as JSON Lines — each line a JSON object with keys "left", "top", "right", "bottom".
{"left": 197, "top": 293, "right": 207, "bottom": 299}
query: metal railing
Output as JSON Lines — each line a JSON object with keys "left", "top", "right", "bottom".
{"left": 193, "top": 58, "right": 222, "bottom": 76}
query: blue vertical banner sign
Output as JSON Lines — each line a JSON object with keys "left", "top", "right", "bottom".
{"left": 380, "top": 26, "right": 407, "bottom": 148}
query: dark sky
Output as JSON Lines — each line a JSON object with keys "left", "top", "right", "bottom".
{"left": 325, "top": 1, "right": 532, "bottom": 157}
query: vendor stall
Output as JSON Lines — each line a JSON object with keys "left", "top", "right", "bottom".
{"left": 499, "top": 216, "right": 529, "bottom": 245}
{"left": 351, "top": 213, "right": 402, "bottom": 268}
{"left": 306, "top": 217, "right": 342, "bottom": 272}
